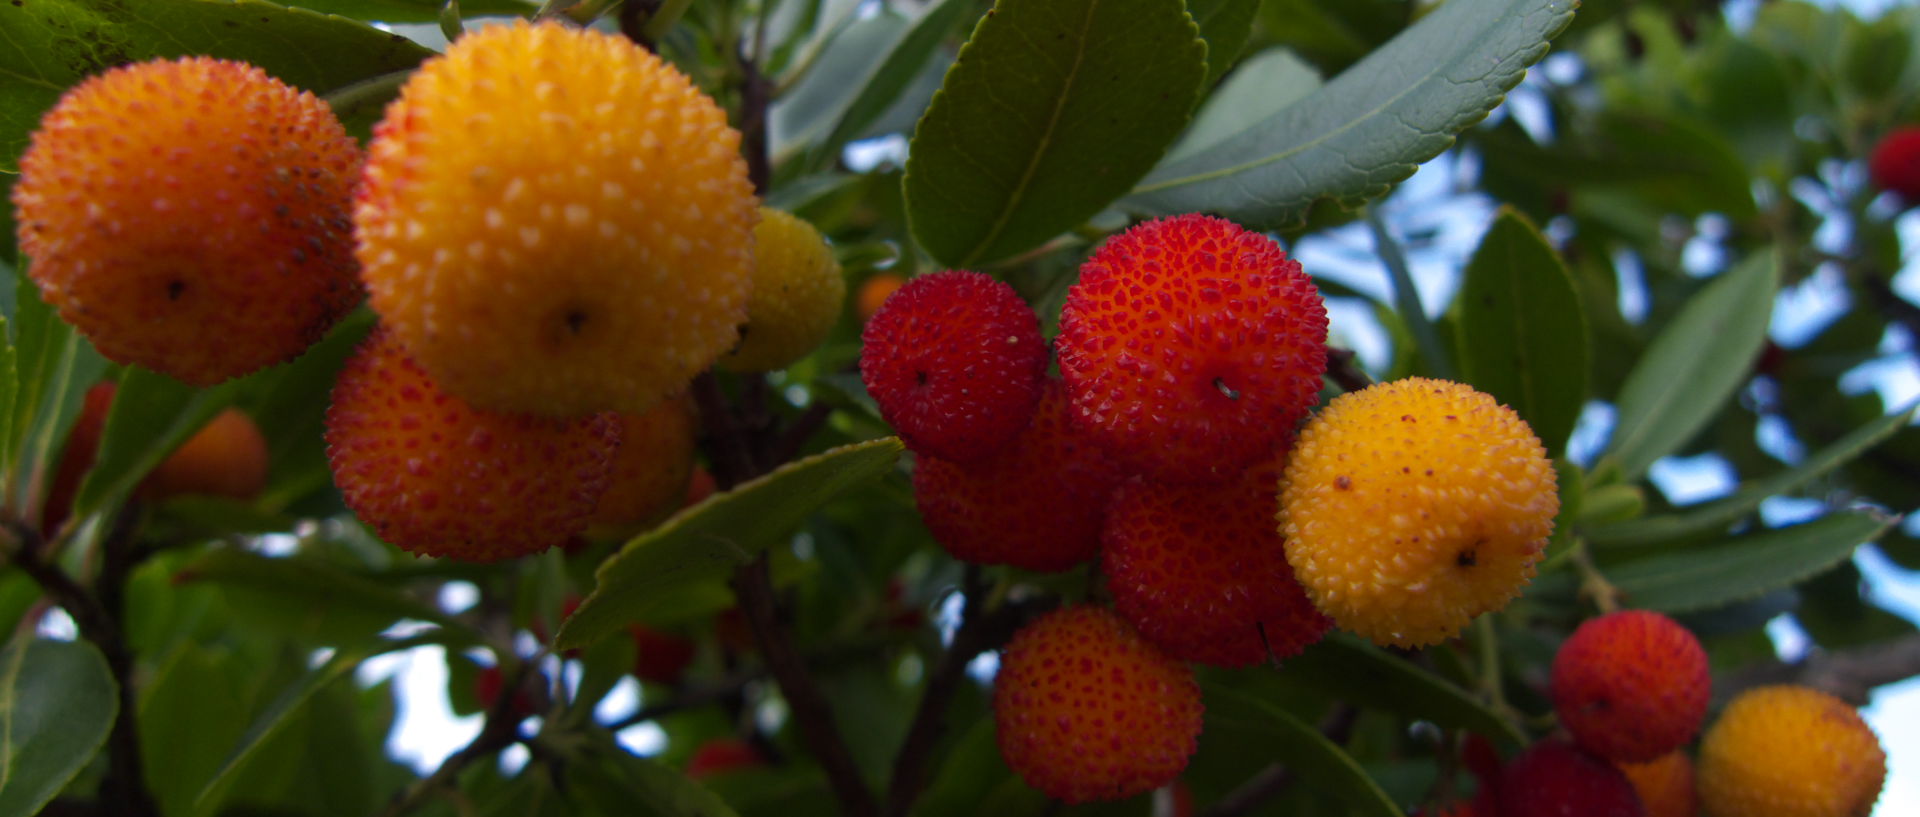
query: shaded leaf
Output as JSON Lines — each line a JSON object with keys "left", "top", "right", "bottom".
{"left": 71, "top": 367, "right": 240, "bottom": 521}
{"left": 810, "top": 0, "right": 975, "bottom": 168}
{"left": 1589, "top": 403, "right": 1918, "bottom": 548}
{"left": 0, "top": 0, "right": 433, "bottom": 172}
{"left": 1166, "top": 47, "right": 1321, "bottom": 163}
{"left": 0, "top": 637, "right": 117, "bottom": 817}
{"left": 1203, "top": 683, "right": 1405, "bottom": 817}
{"left": 1125, "top": 0, "right": 1575, "bottom": 228}
{"left": 1453, "top": 208, "right": 1589, "bottom": 455}
{"left": 903, "top": 0, "right": 1206, "bottom": 267}
{"left": 1270, "top": 634, "right": 1527, "bottom": 749}
{"left": 559, "top": 437, "right": 905, "bottom": 650}
{"left": 567, "top": 733, "right": 744, "bottom": 817}
{"left": 1606, "top": 510, "right": 1897, "bottom": 613}
{"left": 178, "top": 548, "right": 479, "bottom": 644}
{"left": 1190, "top": 0, "right": 1259, "bottom": 85}
{"left": 5, "top": 272, "right": 105, "bottom": 516}
{"left": 1601, "top": 251, "right": 1779, "bottom": 481}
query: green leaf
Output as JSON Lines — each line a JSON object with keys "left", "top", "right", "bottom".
{"left": 1453, "top": 207, "right": 1589, "bottom": 455}
{"left": 0, "top": 637, "right": 118, "bottom": 817}
{"left": 1606, "top": 510, "right": 1897, "bottom": 613}
{"left": 1203, "top": 683, "right": 1405, "bottom": 817}
{"left": 70, "top": 367, "right": 239, "bottom": 522}
{"left": 1124, "top": 0, "right": 1576, "bottom": 228}
{"left": 567, "top": 735, "right": 744, "bottom": 817}
{"left": 1190, "top": 0, "right": 1259, "bottom": 85}
{"left": 903, "top": 0, "right": 1206, "bottom": 267}
{"left": 1272, "top": 634, "right": 1527, "bottom": 749}
{"left": 1601, "top": 251, "right": 1780, "bottom": 482}
{"left": 808, "top": 0, "right": 975, "bottom": 169}
{"left": 1166, "top": 47, "right": 1321, "bottom": 163}
{"left": 558, "top": 437, "right": 904, "bottom": 650}
{"left": 177, "top": 548, "right": 479, "bottom": 645}
{"left": 1589, "top": 404, "right": 1919, "bottom": 548}
{"left": 265, "top": 0, "right": 530, "bottom": 24}
{"left": 5, "top": 272, "right": 105, "bottom": 516}
{"left": 0, "top": 0, "right": 434, "bottom": 172}
{"left": 0, "top": 315, "right": 14, "bottom": 475}
{"left": 193, "top": 633, "right": 446, "bottom": 812}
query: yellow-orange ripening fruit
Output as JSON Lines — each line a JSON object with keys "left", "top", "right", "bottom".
{"left": 325, "top": 329, "right": 620, "bottom": 561}
{"left": 13, "top": 57, "right": 362, "bottom": 386}
{"left": 356, "top": 20, "right": 755, "bottom": 417}
{"left": 723, "top": 208, "right": 844, "bottom": 372}
{"left": 141, "top": 408, "right": 271, "bottom": 503}
{"left": 855, "top": 274, "right": 906, "bottom": 324}
{"left": 1618, "top": 752, "right": 1697, "bottom": 817}
{"left": 584, "top": 394, "right": 698, "bottom": 539}
{"left": 1698, "top": 685, "right": 1885, "bottom": 817}
{"left": 994, "top": 606, "right": 1203, "bottom": 804}
{"left": 1279, "top": 377, "right": 1556, "bottom": 647}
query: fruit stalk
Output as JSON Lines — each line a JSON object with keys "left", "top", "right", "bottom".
{"left": 1195, "top": 704, "right": 1359, "bottom": 817}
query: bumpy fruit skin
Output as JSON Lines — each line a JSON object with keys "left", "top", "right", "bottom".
{"left": 723, "top": 208, "right": 844, "bottom": 372}
{"left": 1698, "top": 685, "right": 1885, "bottom": 817}
{"left": 1618, "top": 752, "right": 1697, "bottom": 817}
{"left": 914, "top": 379, "right": 1125, "bottom": 572}
{"left": 1279, "top": 377, "right": 1557, "bottom": 647}
{"left": 1496, "top": 740, "right": 1646, "bottom": 817}
{"left": 1551, "top": 610, "right": 1710, "bottom": 763}
{"left": 860, "top": 270, "right": 1046, "bottom": 463}
{"left": 324, "top": 329, "right": 619, "bottom": 561}
{"left": 13, "top": 57, "right": 362, "bottom": 386}
{"left": 994, "top": 606, "right": 1203, "bottom": 804}
{"left": 686, "top": 738, "right": 764, "bottom": 779}
{"left": 584, "top": 395, "right": 698, "bottom": 539}
{"left": 1058, "top": 213, "right": 1328, "bottom": 484}
{"left": 1102, "top": 456, "right": 1331, "bottom": 667}
{"left": 1869, "top": 126, "right": 1920, "bottom": 201}
{"left": 356, "top": 20, "right": 755, "bottom": 417}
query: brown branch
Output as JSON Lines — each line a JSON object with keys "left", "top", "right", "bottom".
{"left": 616, "top": 0, "right": 665, "bottom": 50}
{"left": 692, "top": 373, "right": 759, "bottom": 487}
{"left": 1718, "top": 631, "right": 1920, "bottom": 707}
{"left": 1196, "top": 704, "right": 1359, "bottom": 817}
{"left": 1325, "top": 346, "right": 1373, "bottom": 393}
{"left": 733, "top": 557, "right": 879, "bottom": 817}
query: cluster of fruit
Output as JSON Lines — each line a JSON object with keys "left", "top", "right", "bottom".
{"left": 858, "top": 213, "right": 1560, "bottom": 802}
{"left": 1424, "top": 610, "right": 1885, "bottom": 817}
{"left": 12, "top": 21, "right": 847, "bottom": 557}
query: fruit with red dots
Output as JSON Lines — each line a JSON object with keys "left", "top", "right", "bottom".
{"left": 584, "top": 395, "right": 698, "bottom": 539}
{"left": 993, "top": 606, "right": 1203, "bottom": 804}
{"left": 1551, "top": 610, "right": 1710, "bottom": 763}
{"left": 1058, "top": 213, "right": 1328, "bottom": 484}
{"left": 1495, "top": 740, "right": 1646, "bottom": 817}
{"left": 1102, "top": 455, "right": 1330, "bottom": 667}
{"left": 13, "top": 56, "right": 362, "bottom": 386}
{"left": 356, "top": 20, "right": 756, "bottom": 417}
{"left": 324, "top": 328, "right": 619, "bottom": 561}
{"left": 859, "top": 270, "right": 1047, "bottom": 463}
{"left": 1279, "top": 377, "right": 1557, "bottom": 648}
{"left": 913, "top": 379, "right": 1125, "bottom": 572}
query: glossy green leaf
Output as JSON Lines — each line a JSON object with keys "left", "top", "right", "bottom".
{"left": 1607, "top": 510, "right": 1897, "bottom": 613}
{"left": 193, "top": 632, "right": 446, "bottom": 811}
{"left": 808, "top": 0, "right": 974, "bottom": 168}
{"left": 1453, "top": 208, "right": 1589, "bottom": 455}
{"left": 567, "top": 733, "right": 744, "bottom": 817}
{"left": 1273, "top": 635, "right": 1526, "bottom": 749}
{"left": 558, "top": 437, "right": 905, "bottom": 650}
{"left": 1166, "top": 47, "right": 1321, "bottom": 163}
{"left": 265, "top": 0, "right": 530, "bottom": 24}
{"left": 1203, "top": 683, "right": 1405, "bottom": 817}
{"left": 1124, "top": 0, "right": 1575, "bottom": 228}
{"left": 70, "top": 367, "right": 240, "bottom": 521}
{"left": 1590, "top": 404, "right": 1919, "bottom": 548}
{"left": 903, "top": 0, "right": 1206, "bottom": 267}
{"left": 0, "top": 637, "right": 118, "bottom": 817}
{"left": 177, "top": 548, "right": 478, "bottom": 644}
{"left": 1191, "top": 0, "right": 1259, "bottom": 85}
{"left": 0, "top": 314, "right": 14, "bottom": 475}
{"left": 1602, "top": 251, "right": 1779, "bottom": 481}
{"left": 0, "top": 0, "right": 434, "bottom": 172}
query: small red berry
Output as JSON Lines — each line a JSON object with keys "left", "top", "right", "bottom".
{"left": 859, "top": 270, "right": 1047, "bottom": 462}
{"left": 1102, "top": 456, "right": 1330, "bottom": 667}
{"left": 1495, "top": 740, "right": 1646, "bottom": 817}
{"left": 630, "top": 625, "right": 696, "bottom": 685}
{"left": 913, "top": 379, "right": 1126, "bottom": 572}
{"left": 473, "top": 665, "right": 538, "bottom": 720}
{"left": 1869, "top": 126, "right": 1920, "bottom": 201}
{"left": 686, "top": 738, "right": 764, "bottom": 779}
{"left": 1059, "top": 214, "right": 1328, "bottom": 484}
{"left": 1551, "top": 610, "right": 1710, "bottom": 763}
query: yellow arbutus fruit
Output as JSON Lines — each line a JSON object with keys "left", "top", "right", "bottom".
{"left": 722, "top": 207, "right": 844, "bottom": 372}
{"left": 1278, "top": 377, "right": 1557, "bottom": 648}
{"left": 355, "top": 20, "right": 756, "bottom": 418}
{"left": 1698, "top": 685, "right": 1884, "bottom": 817}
